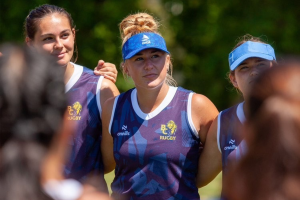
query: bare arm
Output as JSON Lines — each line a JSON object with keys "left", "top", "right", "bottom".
{"left": 100, "top": 79, "right": 119, "bottom": 173}
{"left": 101, "top": 97, "right": 116, "bottom": 173}
{"left": 190, "top": 94, "right": 221, "bottom": 187}
{"left": 100, "top": 78, "right": 120, "bottom": 109}
{"left": 191, "top": 94, "right": 218, "bottom": 143}
{"left": 94, "top": 60, "right": 118, "bottom": 83}
{"left": 196, "top": 116, "right": 222, "bottom": 187}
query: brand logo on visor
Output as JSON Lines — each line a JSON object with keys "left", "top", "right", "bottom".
{"left": 122, "top": 32, "right": 170, "bottom": 60}
{"left": 142, "top": 35, "right": 150, "bottom": 44}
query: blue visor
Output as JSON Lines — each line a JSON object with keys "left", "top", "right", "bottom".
{"left": 228, "top": 41, "right": 276, "bottom": 71}
{"left": 122, "top": 32, "right": 170, "bottom": 60}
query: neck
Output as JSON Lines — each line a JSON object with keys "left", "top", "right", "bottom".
{"left": 64, "top": 62, "right": 74, "bottom": 84}
{"left": 136, "top": 83, "right": 170, "bottom": 113}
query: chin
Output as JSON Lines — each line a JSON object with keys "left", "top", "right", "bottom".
{"left": 146, "top": 80, "right": 165, "bottom": 89}
{"left": 56, "top": 60, "right": 69, "bottom": 67}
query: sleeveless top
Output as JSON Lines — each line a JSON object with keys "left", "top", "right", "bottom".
{"left": 110, "top": 87, "right": 201, "bottom": 200}
{"left": 218, "top": 102, "right": 246, "bottom": 171}
{"left": 218, "top": 102, "right": 247, "bottom": 199}
{"left": 64, "top": 63, "right": 107, "bottom": 192}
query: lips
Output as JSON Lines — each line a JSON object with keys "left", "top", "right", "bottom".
{"left": 143, "top": 73, "right": 157, "bottom": 78}
{"left": 249, "top": 77, "right": 259, "bottom": 84}
{"left": 53, "top": 52, "right": 66, "bottom": 58}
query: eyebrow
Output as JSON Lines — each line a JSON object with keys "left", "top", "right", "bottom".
{"left": 239, "top": 61, "right": 247, "bottom": 66}
{"left": 255, "top": 59, "right": 266, "bottom": 63}
{"left": 39, "top": 29, "right": 71, "bottom": 38}
{"left": 151, "top": 49, "right": 160, "bottom": 53}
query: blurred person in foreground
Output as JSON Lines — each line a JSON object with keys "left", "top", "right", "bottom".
{"left": 0, "top": 44, "right": 111, "bottom": 200}
{"left": 223, "top": 61, "right": 300, "bottom": 200}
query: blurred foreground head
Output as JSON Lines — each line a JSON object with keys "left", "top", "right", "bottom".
{"left": 0, "top": 44, "right": 66, "bottom": 200}
{"left": 224, "top": 61, "right": 300, "bottom": 200}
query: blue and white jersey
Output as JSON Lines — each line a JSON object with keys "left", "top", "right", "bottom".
{"left": 218, "top": 102, "right": 247, "bottom": 171}
{"left": 64, "top": 63, "right": 107, "bottom": 192}
{"left": 218, "top": 102, "right": 247, "bottom": 200}
{"left": 110, "top": 86, "right": 201, "bottom": 200}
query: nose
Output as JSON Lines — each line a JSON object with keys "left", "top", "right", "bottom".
{"left": 250, "top": 67, "right": 259, "bottom": 76}
{"left": 54, "top": 39, "right": 63, "bottom": 49}
{"left": 144, "top": 58, "right": 154, "bottom": 70}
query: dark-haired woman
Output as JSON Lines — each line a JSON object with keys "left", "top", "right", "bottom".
{"left": 197, "top": 35, "right": 277, "bottom": 199}
{"left": 24, "top": 4, "right": 119, "bottom": 192}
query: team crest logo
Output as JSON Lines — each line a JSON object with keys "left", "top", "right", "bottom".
{"left": 67, "top": 101, "right": 82, "bottom": 120}
{"left": 159, "top": 120, "right": 177, "bottom": 141}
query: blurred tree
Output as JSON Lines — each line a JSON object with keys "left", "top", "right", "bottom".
{"left": 158, "top": 0, "right": 300, "bottom": 110}
{"left": 0, "top": 0, "right": 139, "bottom": 91}
{"left": 1, "top": 0, "right": 300, "bottom": 110}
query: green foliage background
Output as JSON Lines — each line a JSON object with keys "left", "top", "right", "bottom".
{"left": 1, "top": 0, "right": 300, "bottom": 110}
{"left": 1, "top": 0, "right": 299, "bottom": 198}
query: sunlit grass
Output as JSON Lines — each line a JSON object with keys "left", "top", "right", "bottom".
{"left": 199, "top": 172, "right": 222, "bottom": 200}
{"left": 104, "top": 171, "right": 222, "bottom": 199}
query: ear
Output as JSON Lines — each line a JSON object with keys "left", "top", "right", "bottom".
{"left": 72, "top": 28, "right": 76, "bottom": 40}
{"left": 166, "top": 54, "right": 170, "bottom": 71}
{"left": 270, "top": 60, "right": 275, "bottom": 68}
{"left": 229, "top": 71, "right": 239, "bottom": 88}
{"left": 166, "top": 54, "right": 170, "bottom": 64}
{"left": 122, "top": 62, "right": 130, "bottom": 77}
{"left": 25, "top": 37, "right": 32, "bottom": 47}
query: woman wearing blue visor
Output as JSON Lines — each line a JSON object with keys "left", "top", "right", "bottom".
{"left": 101, "top": 13, "right": 218, "bottom": 199}
{"left": 197, "top": 35, "right": 276, "bottom": 191}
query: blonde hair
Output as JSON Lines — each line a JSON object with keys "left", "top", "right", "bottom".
{"left": 119, "top": 13, "right": 176, "bottom": 86}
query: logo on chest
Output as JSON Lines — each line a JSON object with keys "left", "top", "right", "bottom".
{"left": 158, "top": 120, "right": 177, "bottom": 141}
{"left": 224, "top": 139, "right": 237, "bottom": 150}
{"left": 67, "top": 101, "right": 82, "bottom": 121}
{"left": 117, "top": 125, "right": 131, "bottom": 136}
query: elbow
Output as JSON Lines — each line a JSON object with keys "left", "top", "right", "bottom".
{"left": 196, "top": 180, "right": 209, "bottom": 188}
{"left": 104, "top": 168, "right": 114, "bottom": 174}
{"left": 103, "top": 162, "right": 116, "bottom": 174}
{"left": 196, "top": 174, "right": 211, "bottom": 188}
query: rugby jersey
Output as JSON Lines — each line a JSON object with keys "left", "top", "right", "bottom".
{"left": 110, "top": 86, "right": 201, "bottom": 200}
{"left": 64, "top": 63, "right": 107, "bottom": 192}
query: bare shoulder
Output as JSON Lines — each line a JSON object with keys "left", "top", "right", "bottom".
{"left": 191, "top": 93, "right": 217, "bottom": 111}
{"left": 101, "top": 77, "right": 118, "bottom": 91}
{"left": 190, "top": 93, "right": 218, "bottom": 141}
{"left": 99, "top": 78, "right": 119, "bottom": 108}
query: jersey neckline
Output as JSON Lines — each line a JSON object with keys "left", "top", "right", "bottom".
{"left": 131, "top": 86, "right": 178, "bottom": 120}
{"left": 236, "top": 102, "right": 246, "bottom": 124}
{"left": 65, "top": 63, "right": 83, "bottom": 93}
